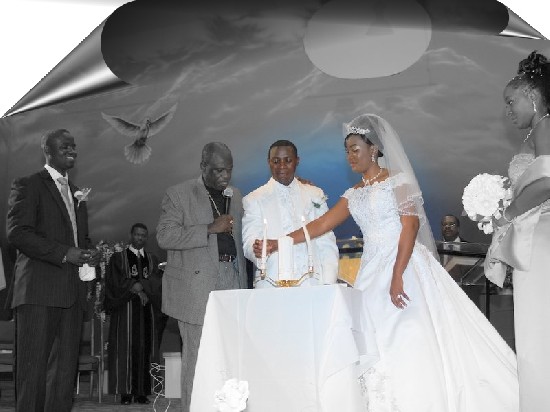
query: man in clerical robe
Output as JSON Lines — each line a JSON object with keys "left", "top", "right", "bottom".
{"left": 242, "top": 140, "right": 339, "bottom": 287}
{"left": 104, "top": 223, "right": 162, "bottom": 405}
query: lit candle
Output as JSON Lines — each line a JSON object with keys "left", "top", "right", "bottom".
{"left": 278, "top": 236, "right": 294, "bottom": 280}
{"left": 260, "top": 219, "right": 267, "bottom": 271}
{"left": 301, "top": 216, "right": 314, "bottom": 272}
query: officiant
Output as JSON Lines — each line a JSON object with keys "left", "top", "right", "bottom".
{"left": 104, "top": 222, "right": 162, "bottom": 405}
{"left": 156, "top": 142, "right": 247, "bottom": 412}
{"left": 242, "top": 140, "right": 339, "bottom": 287}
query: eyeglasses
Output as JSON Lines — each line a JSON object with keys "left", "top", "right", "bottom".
{"left": 442, "top": 223, "right": 457, "bottom": 228}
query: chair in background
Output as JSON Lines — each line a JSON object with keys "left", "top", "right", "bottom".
{"left": 76, "top": 318, "right": 103, "bottom": 403}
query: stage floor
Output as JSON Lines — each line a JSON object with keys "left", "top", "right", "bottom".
{"left": 0, "top": 378, "right": 181, "bottom": 411}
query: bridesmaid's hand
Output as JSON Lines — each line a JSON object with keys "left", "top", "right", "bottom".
{"left": 390, "top": 274, "right": 410, "bottom": 309}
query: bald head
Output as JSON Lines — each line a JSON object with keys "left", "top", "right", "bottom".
{"left": 200, "top": 142, "right": 233, "bottom": 191}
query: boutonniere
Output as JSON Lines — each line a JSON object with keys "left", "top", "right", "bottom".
{"left": 311, "top": 195, "right": 328, "bottom": 209}
{"left": 74, "top": 187, "right": 91, "bottom": 207}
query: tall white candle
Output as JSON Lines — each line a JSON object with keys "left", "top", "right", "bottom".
{"left": 301, "top": 216, "right": 314, "bottom": 271}
{"left": 260, "top": 219, "right": 267, "bottom": 271}
{"left": 278, "top": 236, "right": 294, "bottom": 280}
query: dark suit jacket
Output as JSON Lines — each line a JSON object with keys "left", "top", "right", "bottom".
{"left": 6, "top": 169, "right": 91, "bottom": 311}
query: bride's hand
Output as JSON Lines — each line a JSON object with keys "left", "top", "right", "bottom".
{"left": 252, "top": 239, "right": 278, "bottom": 258}
{"left": 390, "top": 274, "right": 409, "bottom": 309}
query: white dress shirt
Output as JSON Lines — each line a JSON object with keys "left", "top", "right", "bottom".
{"left": 242, "top": 177, "right": 339, "bottom": 287}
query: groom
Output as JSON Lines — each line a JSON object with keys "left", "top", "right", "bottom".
{"left": 242, "top": 140, "right": 339, "bottom": 287}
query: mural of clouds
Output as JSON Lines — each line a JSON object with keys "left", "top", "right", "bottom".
{"left": 1, "top": 0, "right": 549, "bottom": 261}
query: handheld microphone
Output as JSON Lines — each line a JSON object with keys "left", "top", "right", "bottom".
{"left": 222, "top": 187, "right": 233, "bottom": 214}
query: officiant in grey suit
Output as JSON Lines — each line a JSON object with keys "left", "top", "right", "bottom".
{"left": 156, "top": 142, "right": 247, "bottom": 412}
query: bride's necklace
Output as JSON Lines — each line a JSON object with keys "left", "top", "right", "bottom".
{"left": 524, "top": 113, "right": 549, "bottom": 143}
{"left": 362, "top": 167, "right": 383, "bottom": 186}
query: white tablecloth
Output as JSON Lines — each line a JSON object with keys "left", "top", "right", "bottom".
{"left": 191, "top": 285, "right": 367, "bottom": 412}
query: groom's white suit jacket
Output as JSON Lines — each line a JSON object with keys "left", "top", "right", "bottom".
{"left": 242, "top": 177, "right": 339, "bottom": 287}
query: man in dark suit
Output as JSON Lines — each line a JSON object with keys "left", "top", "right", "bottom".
{"left": 156, "top": 142, "right": 247, "bottom": 412}
{"left": 441, "top": 214, "right": 466, "bottom": 243}
{"left": 6, "top": 129, "right": 100, "bottom": 412}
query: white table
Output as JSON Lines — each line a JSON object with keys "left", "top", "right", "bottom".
{"left": 191, "top": 285, "right": 367, "bottom": 412}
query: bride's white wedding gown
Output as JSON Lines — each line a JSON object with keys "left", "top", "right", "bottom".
{"left": 343, "top": 175, "right": 519, "bottom": 412}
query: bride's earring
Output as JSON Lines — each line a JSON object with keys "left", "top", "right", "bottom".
{"left": 533, "top": 100, "right": 537, "bottom": 113}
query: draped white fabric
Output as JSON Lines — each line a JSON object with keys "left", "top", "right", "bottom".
{"left": 191, "top": 286, "right": 367, "bottom": 412}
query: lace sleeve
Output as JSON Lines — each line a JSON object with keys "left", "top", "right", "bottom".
{"left": 392, "top": 174, "right": 426, "bottom": 219}
{"left": 341, "top": 187, "right": 355, "bottom": 200}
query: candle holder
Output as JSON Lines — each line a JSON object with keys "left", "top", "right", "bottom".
{"left": 257, "top": 267, "right": 319, "bottom": 288}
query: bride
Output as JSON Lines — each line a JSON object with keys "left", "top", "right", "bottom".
{"left": 255, "top": 113, "right": 519, "bottom": 411}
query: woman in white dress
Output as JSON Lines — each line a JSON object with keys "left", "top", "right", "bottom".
{"left": 255, "top": 114, "right": 519, "bottom": 411}
{"left": 486, "top": 51, "right": 550, "bottom": 412}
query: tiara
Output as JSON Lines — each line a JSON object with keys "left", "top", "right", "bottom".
{"left": 345, "top": 125, "right": 370, "bottom": 136}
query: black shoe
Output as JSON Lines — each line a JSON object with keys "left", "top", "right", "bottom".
{"left": 135, "top": 395, "right": 150, "bottom": 404}
{"left": 121, "top": 394, "right": 133, "bottom": 405}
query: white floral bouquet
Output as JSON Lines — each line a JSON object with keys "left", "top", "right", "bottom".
{"left": 214, "top": 379, "right": 249, "bottom": 412}
{"left": 462, "top": 173, "right": 512, "bottom": 234}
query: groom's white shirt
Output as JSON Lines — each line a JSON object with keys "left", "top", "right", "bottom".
{"left": 242, "top": 177, "right": 339, "bottom": 287}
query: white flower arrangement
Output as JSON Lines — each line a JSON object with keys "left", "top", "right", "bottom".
{"left": 92, "top": 240, "right": 126, "bottom": 320}
{"left": 462, "top": 173, "right": 512, "bottom": 234}
{"left": 214, "top": 379, "right": 249, "bottom": 412}
{"left": 311, "top": 195, "right": 328, "bottom": 209}
{"left": 74, "top": 187, "right": 91, "bottom": 207}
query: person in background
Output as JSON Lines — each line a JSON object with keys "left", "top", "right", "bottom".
{"left": 440, "top": 214, "right": 467, "bottom": 242}
{"left": 104, "top": 223, "right": 162, "bottom": 405}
